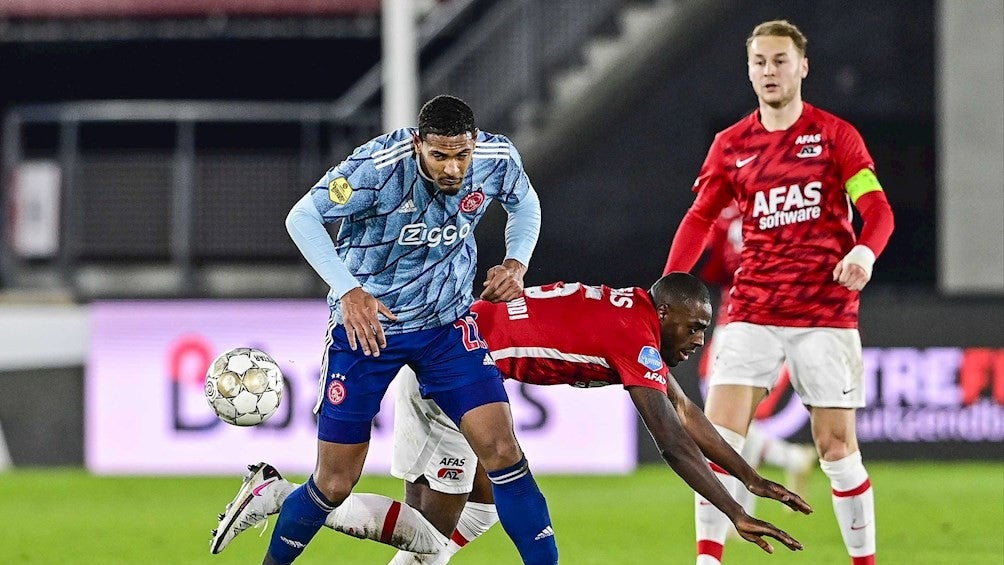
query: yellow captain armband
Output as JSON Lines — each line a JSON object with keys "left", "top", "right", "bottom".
{"left": 845, "top": 168, "right": 883, "bottom": 203}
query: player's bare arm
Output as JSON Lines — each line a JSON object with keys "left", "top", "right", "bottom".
{"left": 628, "top": 385, "right": 804, "bottom": 553}
{"left": 665, "top": 377, "right": 812, "bottom": 515}
{"left": 480, "top": 258, "right": 527, "bottom": 302}
{"left": 339, "top": 287, "right": 397, "bottom": 356}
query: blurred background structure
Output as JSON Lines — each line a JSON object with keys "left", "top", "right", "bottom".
{"left": 0, "top": 0, "right": 1001, "bottom": 470}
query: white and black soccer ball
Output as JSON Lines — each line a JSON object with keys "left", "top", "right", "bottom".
{"left": 204, "top": 347, "right": 284, "bottom": 426}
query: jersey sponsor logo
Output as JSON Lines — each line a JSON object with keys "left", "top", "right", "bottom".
{"left": 735, "top": 154, "right": 758, "bottom": 168}
{"left": 437, "top": 467, "right": 464, "bottom": 480}
{"left": 327, "top": 177, "right": 353, "bottom": 204}
{"left": 638, "top": 346, "right": 663, "bottom": 371}
{"left": 460, "top": 191, "right": 485, "bottom": 213}
{"left": 752, "top": 181, "right": 823, "bottom": 230}
{"left": 795, "top": 133, "right": 821, "bottom": 144}
{"left": 796, "top": 145, "right": 822, "bottom": 158}
{"left": 643, "top": 371, "right": 667, "bottom": 386}
{"left": 397, "top": 221, "right": 472, "bottom": 247}
{"left": 326, "top": 380, "right": 346, "bottom": 405}
{"left": 439, "top": 457, "right": 466, "bottom": 466}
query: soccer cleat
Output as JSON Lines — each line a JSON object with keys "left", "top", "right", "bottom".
{"left": 783, "top": 445, "right": 818, "bottom": 500}
{"left": 210, "top": 462, "right": 285, "bottom": 554}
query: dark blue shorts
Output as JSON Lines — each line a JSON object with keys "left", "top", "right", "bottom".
{"left": 316, "top": 313, "right": 507, "bottom": 444}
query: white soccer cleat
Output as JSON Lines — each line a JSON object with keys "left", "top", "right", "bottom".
{"left": 210, "top": 462, "right": 286, "bottom": 554}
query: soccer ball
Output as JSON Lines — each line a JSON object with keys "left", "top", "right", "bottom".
{"left": 204, "top": 347, "right": 284, "bottom": 426}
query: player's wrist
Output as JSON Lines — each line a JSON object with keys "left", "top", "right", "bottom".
{"left": 842, "top": 245, "right": 876, "bottom": 277}
{"left": 501, "top": 258, "right": 527, "bottom": 278}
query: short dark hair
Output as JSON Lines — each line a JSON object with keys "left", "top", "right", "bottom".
{"left": 418, "top": 95, "right": 476, "bottom": 138}
{"left": 649, "top": 272, "right": 711, "bottom": 307}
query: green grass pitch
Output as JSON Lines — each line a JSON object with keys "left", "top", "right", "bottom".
{"left": 1, "top": 461, "right": 1001, "bottom": 564}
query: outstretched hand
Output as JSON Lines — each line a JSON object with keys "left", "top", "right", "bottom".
{"left": 748, "top": 477, "right": 813, "bottom": 514}
{"left": 734, "top": 513, "right": 804, "bottom": 554}
{"left": 340, "top": 287, "right": 398, "bottom": 356}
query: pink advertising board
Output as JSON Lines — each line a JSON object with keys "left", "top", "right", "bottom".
{"left": 86, "top": 300, "right": 637, "bottom": 475}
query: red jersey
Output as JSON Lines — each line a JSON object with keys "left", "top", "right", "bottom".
{"left": 471, "top": 282, "right": 669, "bottom": 393}
{"left": 690, "top": 103, "right": 873, "bottom": 328}
{"left": 699, "top": 204, "right": 742, "bottom": 325}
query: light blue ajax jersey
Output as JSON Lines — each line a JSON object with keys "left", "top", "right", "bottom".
{"left": 309, "top": 128, "right": 537, "bottom": 333}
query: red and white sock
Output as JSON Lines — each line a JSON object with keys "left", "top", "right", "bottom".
{"left": 695, "top": 425, "right": 745, "bottom": 564}
{"left": 388, "top": 501, "right": 498, "bottom": 565}
{"left": 325, "top": 493, "right": 447, "bottom": 555}
{"left": 819, "top": 451, "right": 876, "bottom": 564}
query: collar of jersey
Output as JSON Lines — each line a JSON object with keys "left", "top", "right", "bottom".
{"left": 414, "top": 154, "right": 442, "bottom": 198}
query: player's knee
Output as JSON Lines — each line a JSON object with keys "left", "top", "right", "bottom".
{"left": 471, "top": 435, "right": 522, "bottom": 471}
{"left": 311, "top": 470, "right": 357, "bottom": 504}
{"left": 814, "top": 435, "right": 854, "bottom": 462}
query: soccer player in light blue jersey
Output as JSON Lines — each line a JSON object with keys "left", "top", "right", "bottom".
{"left": 247, "top": 95, "right": 556, "bottom": 565}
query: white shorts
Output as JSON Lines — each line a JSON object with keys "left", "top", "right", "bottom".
{"left": 390, "top": 367, "right": 478, "bottom": 494}
{"left": 710, "top": 322, "right": 865, "bottom": 408}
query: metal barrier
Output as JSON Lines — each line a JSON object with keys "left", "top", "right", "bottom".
{"left": 0, "top": 101, "right": 381, "bottom": 295}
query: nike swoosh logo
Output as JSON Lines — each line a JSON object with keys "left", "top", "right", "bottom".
{"left": 735, "top": 155, "right": 758, "bottom": 168}
{"left": 842, "top": 387, "right": 857, "bottom": 395}
{"left": 850, "top": 523, "right": 869, "bottom": 531}
{"left": 252, "top": 478, "right": 277, "bottom": 496}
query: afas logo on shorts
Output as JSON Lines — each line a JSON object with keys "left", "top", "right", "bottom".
{"left": 637, "top": 346, "right": 663, "bottom": 371}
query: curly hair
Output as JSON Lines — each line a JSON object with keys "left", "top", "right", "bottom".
{"left": 417, "top": 95, "right": 476, "bottom": 138}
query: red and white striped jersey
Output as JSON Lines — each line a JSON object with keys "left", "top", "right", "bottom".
{"left": 471, "top": 282, "right": 669, "bottom": 393}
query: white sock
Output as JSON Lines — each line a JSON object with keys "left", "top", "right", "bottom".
{"left": 443, "top": 502, "right": 498, "bottom": 560}
{"left": 819, "top": 451, "right": 876, "bottom": 560}
{"left": 388, "top": 501, "right": 498, "bottom": 565}
{"left": 695, "top": 425, "right": 745, "bottom": 564}
{"left": 324, "top": 493, "right": 447, "bottom": 554}
{"left": 736, "top": 425, "right": 768, "bottom": 519}
{"left": 740, "top": 424, "right": 767, "bottom": 469}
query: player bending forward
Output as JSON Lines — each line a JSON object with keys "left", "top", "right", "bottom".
{"left": 213, "top": 273, "right": 812, "bottom": 562}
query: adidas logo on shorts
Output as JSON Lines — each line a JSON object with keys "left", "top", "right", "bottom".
{"left": 483, "top": 353, "right": 494, "bottom": 366}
